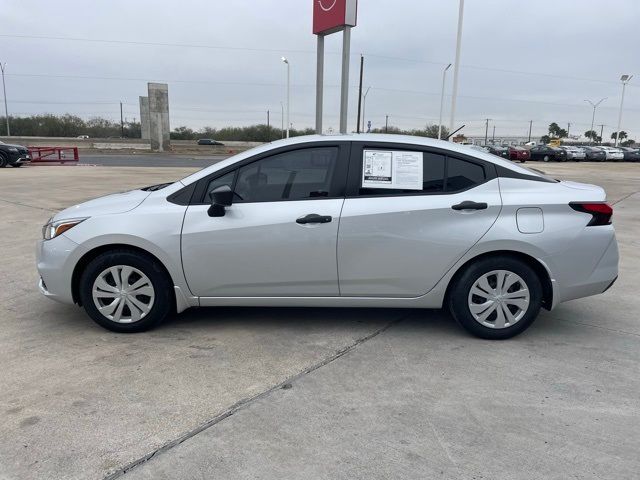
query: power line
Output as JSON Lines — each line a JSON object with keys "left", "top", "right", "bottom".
{"left": 1, "top": 33, "right": 635, "bottom": 87}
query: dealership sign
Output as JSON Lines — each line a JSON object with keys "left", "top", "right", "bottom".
{"left": 313, "top": 0, "right": 357, "bottom": 35}
{"left": 313, "top": 0, "right": 358, "bottom": 134}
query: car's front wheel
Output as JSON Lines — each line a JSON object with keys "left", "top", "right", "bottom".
{"left": 0, "top": 153, "right": 7, "bottom": 168}
{"left": 542, "top": 155, "right": 550, "bottom": 162}
{"left": 448, "top": 256, "right": 542, "bottom": 339}
{"left": 79, "top": 249, "right": 173, "bottom": 333}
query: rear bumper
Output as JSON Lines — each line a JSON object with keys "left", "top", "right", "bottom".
{"left": 554, "top": 232, "right": 619, "bottom": 304}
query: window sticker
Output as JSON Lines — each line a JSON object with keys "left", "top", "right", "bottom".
{"left": 362, "top": 150, "right": 423, "bottom": 190}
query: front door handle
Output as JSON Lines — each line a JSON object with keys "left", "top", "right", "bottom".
{"left": 451, "top": 201, "right": 488, "bottom": 211}
{"left": 296, "top": 214, "right": 332, "bottom": 225}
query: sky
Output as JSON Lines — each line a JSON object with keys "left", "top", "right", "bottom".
{"left": 2, "top": 0, "right": 640, "bottom": 139}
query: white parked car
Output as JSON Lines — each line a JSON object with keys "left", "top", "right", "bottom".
{"left": 37, "top": 135, "right": 619, "bottom": 339}
{"left": 597, "top": 146, "right": 624, "bottom": 161}
{"left": 559, "top": 146, "right": 586, "bottom": 161}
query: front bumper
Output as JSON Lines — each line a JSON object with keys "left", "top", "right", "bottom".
{"left": 36, "top": 234, "right": 84, "bottom": 305}
{"left": 16, "top": 155, "right": 31, "bottom": 165}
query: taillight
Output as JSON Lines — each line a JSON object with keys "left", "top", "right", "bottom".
{"left": 569, "top": 202, "right": 613, "bottom": 226}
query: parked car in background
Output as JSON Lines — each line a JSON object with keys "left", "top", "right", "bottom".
{"left": 468, "top": 145, "right": 490, "bottom": 154}
{"left": 581, "top": 146, "right": 607, "bottom": 161}
{"left": 559, "top": 146, "right": 586, "bottom": 161}
{"left": 197, "top": 139, "right": 225, "bottom": 146}
{"left": 597, "top": 146, "right": 625, "bottom": 161}
{"left": 0, "top": 141, "right": 31, "bottom": 168}
{"left": 36, "top": 134, "right": 618, "bottom": 340}
{"left": 508, "top": 146, "right": 530, "bottom": 162}
{"left": 619, "top": 147, "right": 640, "bottom": 162}
{"left": 528, "top": 145, "right": 567, "bottom": 162}
{"left": 485, "top": 145, "right": 509, "bottom": 159}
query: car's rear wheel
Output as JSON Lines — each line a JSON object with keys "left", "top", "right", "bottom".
{"left": 448, "top": 256, "right": 542, "bottom": 339}
{"left": 79, "top": 250, "right": 173, "bottom": 333}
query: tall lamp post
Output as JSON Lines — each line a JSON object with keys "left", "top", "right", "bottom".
{"left": 448, "top": 0, "right": 465, "bottom": 139}
{"left": 615, "top": 74, "right": 633, "bottom": 146}
{"left": 361, "top": 86, "right": 371, "bottom": 133}
{"left": 281, "top": 57, "right": 290, "bottom": 138}
{"left": 438, "top": 63, "right": 452, "bottom": 140}
{"left": 584, "top": 97, "right": 606, "bottom": 142}
{"left": 0, "top": 63, "right": 9, "bottom": 136}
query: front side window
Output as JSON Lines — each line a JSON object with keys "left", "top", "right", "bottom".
{"left": 205, "top": 170, "right": 236, "bottom": 198}
{"left": 234, "top": 147, "right": 338, "bottom": 203}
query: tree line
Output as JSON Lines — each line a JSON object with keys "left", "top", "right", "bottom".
{"left": 0, "top": 114, "right": 141, "bottom": 138}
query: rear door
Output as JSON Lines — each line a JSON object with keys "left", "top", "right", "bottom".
{"left": 337, "top": 142, "right": 502, "bottom": 297}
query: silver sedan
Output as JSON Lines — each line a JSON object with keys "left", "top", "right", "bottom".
{"left": 37, "top": 134, "right": 618, "bottom": 339}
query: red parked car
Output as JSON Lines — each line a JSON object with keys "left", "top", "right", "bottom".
{"left": 508, "top": 146, "right": 529, "bottom": 162}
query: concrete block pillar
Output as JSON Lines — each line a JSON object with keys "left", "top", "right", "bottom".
{"left": 139, "top": 96, "right": 150, "bottom": 141}
{"left": 147, "top": 83, "right": 170, "bottom": 151}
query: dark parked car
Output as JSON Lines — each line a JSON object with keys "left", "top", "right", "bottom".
{"left": 619, "top": 147, "right": 640, "bottom": 162}
{"left": 508, "top": 146, "right": 530, "bottom": 162}
{"left": 197, "top": 139, "right": 224, "bottom": 146}
{"left": 528, "top": 145, "right": 567, "bottom": 162}
{"left": 485, "top": 145, "right": 509, "bottom": 159}
{"left": 581, "top": 146, "right": 607, "bottom": 161}
{"left": 0, "top": 141, "right": 31, "bottom": 168}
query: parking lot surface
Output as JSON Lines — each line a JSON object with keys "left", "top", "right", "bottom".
{"left": 1, "top": 162, "right": 639, "bottom": 479}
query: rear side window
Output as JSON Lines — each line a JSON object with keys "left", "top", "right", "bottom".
{"left": 359, "top": 152, "right": 445, "bottom": 195}
{"left": 445, "top": 157, "right": 486, "bottom": 192}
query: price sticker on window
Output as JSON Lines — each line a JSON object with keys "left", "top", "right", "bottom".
{"left": 362, "top": 150, "right": 423, "bottom": 190}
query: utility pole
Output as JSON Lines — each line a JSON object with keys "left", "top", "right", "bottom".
{"left": 385, "top": 115, "right": 389, "bottom": 133}
{"left": 528, "top": 120, "right": 533, "bottom": 142}
{"left": 598, "top": 124, "right": 605, "bottom": 144}
{"left": 615, "top": 75, "right": 633, "bottom": 146}
{"left": 120, "top": 102, "right": 124, "bottom": 137}
{"left": 0, "top": 63, "right": 9, "bottom": 136}
{"left": 356, "top": 55, "right": 364, "bottom": 133}
{"left": 266, "top": 110, "right": 270, "bottom": 141}
{"left": 567, "top": 122, "right": 571, "bottom": 138}
{"left": 484, "top": 118, "right": 490, "bottom": 145}
{"left": 280, "top": 101, "right": 284, "bottom": 139}
{"left": 492, "top": 125, "right": 495, "bottom": 142}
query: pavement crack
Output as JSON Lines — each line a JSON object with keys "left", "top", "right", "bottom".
{"left": 612, "top": 190, "right": 640, "bottom": 205}
{"left": 0, "top": 197, "right": 59, "bottom": 212}
{"left": 102, "top": 313, "right": 408, "bottom": 479}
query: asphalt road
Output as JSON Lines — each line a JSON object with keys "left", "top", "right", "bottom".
{"left": 80, "top": 153, "right": 230, "bottom": 168}
{"left": 1, "top": 162, "right": 639, "bottom": 480}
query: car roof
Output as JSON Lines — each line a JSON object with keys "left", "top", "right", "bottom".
{"left": 179, "top": 133, "right": 545, "bottom": 185}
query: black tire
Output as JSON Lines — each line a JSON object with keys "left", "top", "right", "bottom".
{"left": 79, "top": 249, "right": 174, "bottom": 333}
{"left": 10, "top": 163, "right": 22, "bottom": 167}
{"left": 0, "top": 153, "right": 7, "bottom": 168}
{"left": 448, "top": 256, "right": 543, "bottom": 340}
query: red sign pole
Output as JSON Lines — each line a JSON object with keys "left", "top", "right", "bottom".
{"left": 313, "top": 0, "right": 357, "bottom": 134}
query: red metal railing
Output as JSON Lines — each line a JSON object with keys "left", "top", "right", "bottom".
{"left": 28, "top": 147, "right": 79, "bottom": 164}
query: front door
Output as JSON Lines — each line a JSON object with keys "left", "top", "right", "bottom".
{"left": 181, "top": 143, "right": 349, "bottom": 297}
{"left": 337, "top": 143, "right": 502, "bottom": 297}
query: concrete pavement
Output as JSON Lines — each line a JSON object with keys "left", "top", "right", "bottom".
{"left": 0, "top": 162, "right": 638, "bottom": 479}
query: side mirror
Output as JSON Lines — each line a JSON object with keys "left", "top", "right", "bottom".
{"left": 208, "top": 185, "right": 233, "bottom": 217}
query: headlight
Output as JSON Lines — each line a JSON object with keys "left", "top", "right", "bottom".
{"left": 42, "top": 217, "right": 88, "bottom": 240}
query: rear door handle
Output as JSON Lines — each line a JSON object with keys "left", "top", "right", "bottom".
{"left": 296, "top": 214, "right": 333, "bottom": 224}
{"left": 451, "top": 201, "right": 488, "bottom": 211}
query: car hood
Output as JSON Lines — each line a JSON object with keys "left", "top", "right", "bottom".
{"left": 53, "top": 189, "right": 151, "bottom": 221}
{"left": 0, "top": 143, "right": 27, "bottom": 150}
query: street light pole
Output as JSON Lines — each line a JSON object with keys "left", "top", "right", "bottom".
{"left": 362, "top": 86, "right": 371, "bottom": 133}
{"left": 280, "top": 101, "right": 284, "bottom": 139}
{"left": 438, "top": 63, "right": 452, "bottom": 140}
{"left": 448, "top": 0, "right": 465, "bottom": 139}
{"left": 281, "top": 57, "right": 290, "bottom": 138}
{"left": 484, "top": 118, "right": 490, "bottom": 145}
{"left": 584, "top": 98, "right": 606, "bottom": 142}
{"left": 0, "top": 63, "right": 10, "bottom": 136}
{"left": 615, "top": 74, "right": 633, "bottom": 147}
